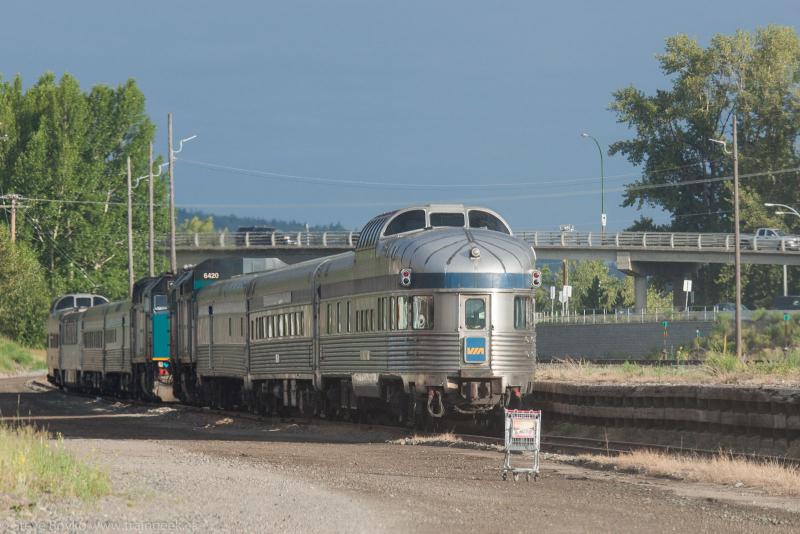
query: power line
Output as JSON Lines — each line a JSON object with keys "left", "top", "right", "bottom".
{"left": 177, "top": 157, "right": 719, "bottom": 190}
{"left": 171, "top": 165, "right": 800, "bottom": 209}
{"left": 6, "top": 164, "right": 797, "bottom": 210}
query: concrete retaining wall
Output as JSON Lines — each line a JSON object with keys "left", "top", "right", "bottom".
{"left": 537, "top": 320, "right": 715, "bottom": 360}
{"left": 533, "top": 381, "right": 800, "bottom": 435}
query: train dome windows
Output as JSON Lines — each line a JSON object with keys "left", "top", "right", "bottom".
{"left": 429, "top": 212, "right": 465, "bottom": 228}
{"left": 465, "top": 298, "right": 486, "bottom": 329}
{"left": 93, "top": 296, "right": 108, "bottom": 306}
{"left": 384, "top": 210, "right": 426, "bottom": 236}
{"left": 468, "top": 210, "right": 510, "bottom": 234}
{"left": 54, "top": 296, "right": 75, "bottom": 311}
{"left": 75, "top": 297, "right": 92, "bottom": 308}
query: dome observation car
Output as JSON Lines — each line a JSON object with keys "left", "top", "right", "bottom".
{"left": 51, "top": 293, "right": 109, "bottom": 313}
{"left": 357, "top": 204, "right": 512, "bottom": 250}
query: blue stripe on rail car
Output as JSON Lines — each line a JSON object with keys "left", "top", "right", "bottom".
{"left": 413, "top": 272, "right": 532, "bottom": 289}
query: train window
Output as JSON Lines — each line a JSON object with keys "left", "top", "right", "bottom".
{"left": 412, "top": 296, "right": 434, "bottom": 330}
{"left": 49, "top": 333, "right": 59, "bottom": 348}
{"left": 397, "top": 297, "right": 409, "bottom": 330}
{"left": 346, "top": 301, "right": 352, "bottom": 333}
{"left": 63, "top": 320, "right": 78, "bottom": 345}
{"left": 251, "top": 320, "right": 255, "bottom": 340}
{"left": 228, "top": 318, "right": 233, "bottom": 337}
{"left": 514, "top": 297, "right": 530, "bottom": 330}
{"left": 76, "top": 297, "right": 92, "bottom": 308}
{"left": 326, "top": 304, "right": 332, "bottom": 335}
{"left": 389, "top": 297, "right": 396, "bottom": 330}
{"left": 105, "top": 329, "right": 116, "bottom": 344}
{"left": 384, "top": 210, "right": 426, "bottom": 236}
{"left": 153, "top": 295, "right": 168, "bottom": 312}
{"left": 240, "top": 318, "right": 244, "bottom": 338}
{"left": 468, "top": 210, "right": 510, "bottom": 234}
{"left": 93, "top": 296, "right": 108, "bottom": 306}
{"left": 336, "top": 302, "right": 342, "bottom": 334}
{"left": 429, "top": 212, "right": 465, "bottom": 228}
{"left": 465, "top": 298, "right": 485, "bottom": 329}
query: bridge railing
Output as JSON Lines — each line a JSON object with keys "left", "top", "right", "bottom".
{"left": 166, "top": 229, "right": 799, "bottom": 252}
{"left": 514, "top": 230, "right": 799, "bottom": 252}
{"left": 537, "top": 307, "right": 720, "bottom": 325}
{"left": 166, "top": 231, "right": 360, "bottom": 249}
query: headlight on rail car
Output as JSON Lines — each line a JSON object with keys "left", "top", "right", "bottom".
{"left": 399, "top": 269, "right": 412, "bottom": 287}
{"left": 531, "top": 270, "right": 542, "bottom": 288}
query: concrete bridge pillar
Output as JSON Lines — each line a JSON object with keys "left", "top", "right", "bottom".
{"left": 634, "top": 275, "right": 648, "bottom": 312}
{"left": 616, "top": 252, "right": 700, "bottom": 312}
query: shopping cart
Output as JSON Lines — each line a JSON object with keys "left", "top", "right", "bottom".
{"left": 501, "top": 409, "right": 541, "bottom": 482}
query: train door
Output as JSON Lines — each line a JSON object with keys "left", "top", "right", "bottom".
{"left": 208, "top": 305, "right": 214, "bottom": 370}
{"left": 458, "top": 294, "right": 491, "bottom": 367}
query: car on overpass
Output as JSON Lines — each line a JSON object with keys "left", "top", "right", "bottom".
{"left": 746, "top": 228, "right": 800, "bottom": 251}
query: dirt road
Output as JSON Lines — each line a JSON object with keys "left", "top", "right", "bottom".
{"left": 1, "top": 375, "right": 798, "bottom": 533}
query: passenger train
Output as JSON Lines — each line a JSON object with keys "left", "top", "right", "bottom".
{"left": 47, "top": 204, "right": 539, "bottom": 424}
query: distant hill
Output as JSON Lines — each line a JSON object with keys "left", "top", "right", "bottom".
{"left": 177, "top": 208, "right": 347, "bottom": 232}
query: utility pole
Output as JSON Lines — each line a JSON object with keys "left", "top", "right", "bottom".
{"left": 732, "top": 115, "right": 743, "bottom": 361}
{"left": 0, "top": 194, "right": 23, "bottom": 242}
{"left": 127, "top": 157, "right": 135, "bottom": 297}
{"left": 10, "top": 194, "right": 17, "bottom": 243}
{"left": 148, "top": 142, "right": 155, "bottom": 277}
{"left": 168, "top": 112, "right": 177, "bottom": 274}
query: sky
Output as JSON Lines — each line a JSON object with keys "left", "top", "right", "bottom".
{"left": 1, "top": 1, "right": 797, "bottom": 231}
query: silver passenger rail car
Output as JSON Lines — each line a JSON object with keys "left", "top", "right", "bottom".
{"left": 179, "top": 204, "right": 538, "bottom": 424}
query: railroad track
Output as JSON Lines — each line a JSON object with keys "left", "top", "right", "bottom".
{"left": 29, "top": 378, "right": 800, "bottom": 468}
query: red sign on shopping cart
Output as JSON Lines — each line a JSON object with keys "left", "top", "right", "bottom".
{"left": 511, "top": 417, "right": 537, "bottom": 439}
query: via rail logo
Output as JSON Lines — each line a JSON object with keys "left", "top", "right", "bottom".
{"left": 464, "top": 337, "right": 487, "bottom": 363}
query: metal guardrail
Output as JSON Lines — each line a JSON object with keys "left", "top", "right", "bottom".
{"left": 165, "top": 229, "right": 800, "bottom": 253}
{"left": 536, "top": 307, "right": 719, "bottom": 325}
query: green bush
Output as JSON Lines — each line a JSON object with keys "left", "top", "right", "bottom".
{"left": 699, "top": 311, "right": 800, "bottom": 358}
{"left": 0, "top": 226, "right": 50, "bottom": 347}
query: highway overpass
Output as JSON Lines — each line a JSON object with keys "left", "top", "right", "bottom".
{"left": 164, "top": 229, "right": 800, "bottom": 310}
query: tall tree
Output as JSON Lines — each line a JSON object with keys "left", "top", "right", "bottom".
{"left": 0, "top": 73, "right": 167, "bottom": 300}
{"left": 611, "top": 26, "right": 800, "bottom": 231}
{"left": 610, "top": 26, "right": 800, "bottom": 305}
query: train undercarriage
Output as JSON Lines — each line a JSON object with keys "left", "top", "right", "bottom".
{"left": 169, "top": 362, "right": 528, "bottom": 428}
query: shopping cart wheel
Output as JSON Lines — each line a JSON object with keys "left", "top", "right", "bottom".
{"left": 513, "top": 473, "right": 519, "bottom": 482}
{"left": 502, "top": 472, "right": 507, "bottom": 481}
{"left": 525, "top": 473, "right": 531, "bottom": 482}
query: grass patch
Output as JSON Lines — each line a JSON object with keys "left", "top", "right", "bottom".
{"left": 538, "top": 353, "right": 800, "bottom": 386}
{"left": 0, "top": 337, "right": 46, "bottom": 373}
{"left": 0, "top": 422, "right": 110, "bottom": 509}
{"left": 0, "top": 337, "right": 47, "bottom": 372}
{"left": 580, "top": 450, "right": 800, "bottom": 496}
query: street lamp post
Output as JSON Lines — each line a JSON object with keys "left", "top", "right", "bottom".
{"left": 764, "top": 202, "right": 799, "bottom": 297}
{"left": 710, "top": 116, "right": 742, "bottom": 360}
{"left": 581, "top": 132, "right": 606, "bottom": 234}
